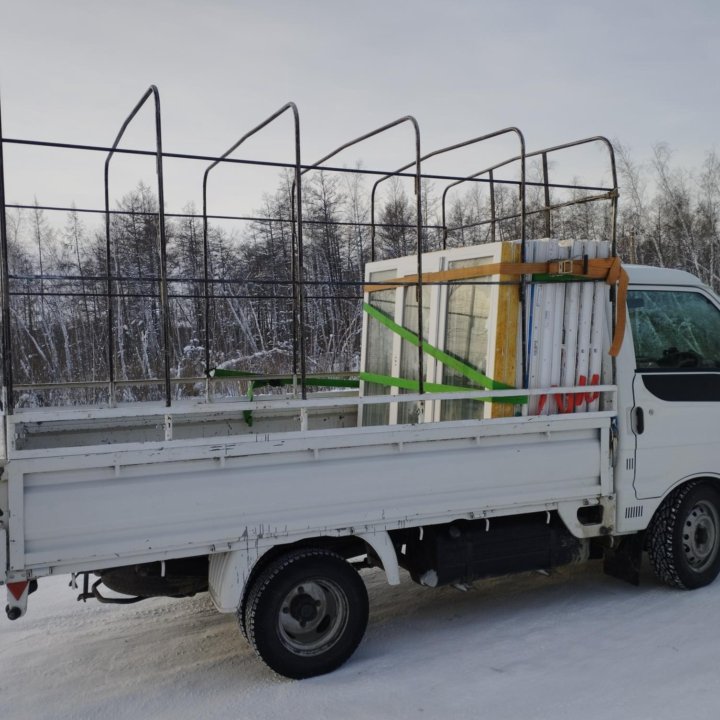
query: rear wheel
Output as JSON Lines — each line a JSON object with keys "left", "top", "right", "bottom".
{"left": 648, "top": 482, "right": 720, "bottom": 589}
{"left": 242, "top": 548, "right": 369, "bottom": 679}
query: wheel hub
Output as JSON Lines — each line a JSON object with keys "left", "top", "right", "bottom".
{"left": 277, "top": 579, "right": 349, "bottom": 656}
{"left": 683, "top": 500, "right": 720, "bottom": 571}
{"left": 289, "top": 591, "right": 320, "bottom": 623}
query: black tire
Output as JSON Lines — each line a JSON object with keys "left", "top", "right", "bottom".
{"left": 647, "top": 481, "right": 720, "bottom": 589}
{"left": 242, "top": 548, "right": 369, "bottom": 679}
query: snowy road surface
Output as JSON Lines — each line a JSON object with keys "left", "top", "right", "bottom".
{"left": 1, "top": 561, "right": 719, "bottom": 720}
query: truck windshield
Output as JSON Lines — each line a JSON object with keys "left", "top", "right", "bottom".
{"left": 628, "top": 289, "right": 720, "bottom": 370}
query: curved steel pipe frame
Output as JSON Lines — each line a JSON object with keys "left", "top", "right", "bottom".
{"left": 1, "top": 91, "right": 619, "bottom": 410}
{"left": 399, "top": 128, "right": 527, "bottom": 385}
{"left": 290, "top": 116, "right": 423, "bottom": 395}
{"left": 0, "top": 94, "right": 13, "bottom": 413}
{"left": 441, "top": 136, "right": 618, "bottom": 255}
{"left": 441, "top": 135, "right": 617, "bottom": 388}
{"left": 201, "top": 103, "right": 301, "bottom": 397}
{"left": 369, "top": 127, "right": 526, "bottom": 261}
{"left": 104, "top": 86, "right": 171, "bottom": 406}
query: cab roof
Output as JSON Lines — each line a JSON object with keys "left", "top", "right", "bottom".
{"left": 625, "top": 264, "right": 707, "bottom": 288}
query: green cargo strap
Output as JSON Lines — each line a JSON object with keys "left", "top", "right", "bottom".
{"left": 359, "top": 371, "right": 526, "bottom": 404}
{"left": 363, "top": 302, "right": 526, "bottom": 404}
{"left": 209, "top": 368, "right": 257, "bottom": 379}
{"left": 208, "top": 368, "right": 360, "bottom": 426}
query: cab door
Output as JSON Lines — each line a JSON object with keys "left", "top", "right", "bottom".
{"left": 629, "top": 286, "right": 720, "bottom": 499}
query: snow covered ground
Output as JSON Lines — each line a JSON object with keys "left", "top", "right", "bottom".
{"left": 2, "top": 561, "right": 719, "bottom": 720}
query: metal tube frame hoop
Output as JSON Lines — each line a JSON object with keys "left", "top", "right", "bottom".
{"left": 442, "top": 136, "right": 617, "bottom": 247}
{"left": 201, "top": 102, "right": 300, "bottom": 398}
{"left": 292, "top": 116, "right": 422, "bottom": 396}
{"left": 439, "top": 128, "right": 527, "bottom": 250}
{"left": 0, "top": 94, "right": 14, "bottom": 413}
{"left": 542, "top": 152, "right": 551, "bottom": 237}
{"left": 104, "top": 86, "right": 171, "bottom": 407}
{"left": 370, "top": 127, "right": 525, "bottom": 260}
{"left": 441, "top": 135, "right": 618, "bottom": 387}
{"left": 437, "top": 128, "right": 527, "bottom": 383}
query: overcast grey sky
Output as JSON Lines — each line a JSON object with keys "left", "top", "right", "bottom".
{"left": 0, "top": 0, "right": 718, "bottom": 218}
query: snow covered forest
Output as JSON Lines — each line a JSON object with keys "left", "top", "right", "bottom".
{"left": 5, "top": 143, "right": 720, "bottom": 404}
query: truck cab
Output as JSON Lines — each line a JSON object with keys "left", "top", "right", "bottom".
{"left": 612, "top": 267, "right": 720, "bottom": 559}
{"left": 624, "top": 267, "right": 720, "bottom": 495}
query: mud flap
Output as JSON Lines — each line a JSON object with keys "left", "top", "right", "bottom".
{"left": 603, "top": 533, "right": 644, "bottom": 586}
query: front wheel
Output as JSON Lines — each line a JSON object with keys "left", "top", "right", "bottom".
{"left": 242, "top": 549, "right": 369, "bottom": 679}
{"left": 648, "top": 482, "right": 720, "bottom": 589}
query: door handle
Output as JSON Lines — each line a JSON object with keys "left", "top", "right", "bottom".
{"left": 635, "top": 407, "right": 644, "bottom": 435}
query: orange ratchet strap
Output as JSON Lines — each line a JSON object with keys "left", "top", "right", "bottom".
{"left": 364, "top": 256, "right": 628, "bottom": 357}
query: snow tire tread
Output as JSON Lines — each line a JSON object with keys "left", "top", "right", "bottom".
{"left": 242, "top": 548, "right": 367, "bottom": 679}
{"left": 647, "top": 481, "right": 698, "bottom": 589}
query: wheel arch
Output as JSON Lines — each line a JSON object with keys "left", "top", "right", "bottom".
{"left": 645, "top": 474, "right": 720, "bottom": 525}
{"left": 667, "top": 473, "right": 720, "bottom": 494}
{"left": 209, "top": 530, "right": 400, "bottom": 615}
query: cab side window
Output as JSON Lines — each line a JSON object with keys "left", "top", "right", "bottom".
{"left": 628, "top": 290, "right": 720, "bottom": 370}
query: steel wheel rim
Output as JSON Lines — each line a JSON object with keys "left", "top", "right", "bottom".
{"left": 277, "top": 578, "right": 349, "bottom": 656}
{"left": 682, "top": 499, "right": 720, "bottom": 572}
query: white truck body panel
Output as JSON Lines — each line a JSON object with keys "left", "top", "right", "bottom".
{"left": 632, "top": 360, "right": 720, "bottom": 502}
{"left": 4, "top": 404, "right": 613, "bottom": 588}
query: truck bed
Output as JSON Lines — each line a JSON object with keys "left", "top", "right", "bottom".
{"left": 3, "top": 395, "right": 614, "bottom": 582}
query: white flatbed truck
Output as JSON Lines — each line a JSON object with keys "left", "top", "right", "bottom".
{"left": 2, "top": 93, "right": 720, "bottom": 678}
{"left": 3, "top": 263, "right": 720, "bottom": 678}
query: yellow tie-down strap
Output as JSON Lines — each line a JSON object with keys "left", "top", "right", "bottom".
{"left": 364, "top": 256, "right": 628, "bottom": 357}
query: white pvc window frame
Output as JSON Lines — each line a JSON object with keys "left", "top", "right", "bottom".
{"left": 361, "top": 242, "right": 509, "bottom": 425}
